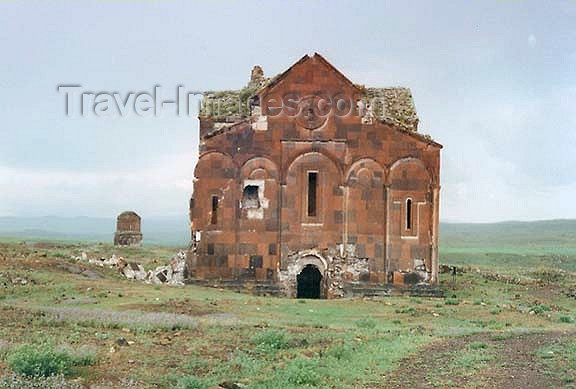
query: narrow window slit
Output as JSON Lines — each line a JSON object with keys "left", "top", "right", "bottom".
{"left": 211, "top": 195, "right": 219, "bottom": 225}
{"left": 406, "top": 198, "right": 412, "bottom": 230}
{"left": 307, "top": 172, "right": 318, "bottom": 217}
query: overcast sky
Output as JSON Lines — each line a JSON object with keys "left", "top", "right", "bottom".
{"left": 1, "top": 1, "right": 575, "bottom": 222}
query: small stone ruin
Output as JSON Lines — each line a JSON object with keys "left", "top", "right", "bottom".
{"left": 114, "top": 211, "right": 143, "bottom": 247}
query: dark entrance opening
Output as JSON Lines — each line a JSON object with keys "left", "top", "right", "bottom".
{"left": 297, "top": 264, "right": 322, "bottom": 299}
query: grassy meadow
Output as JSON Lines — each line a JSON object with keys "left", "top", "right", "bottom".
{"left": 0, "top": 220, "right": 576, "bottom": 388}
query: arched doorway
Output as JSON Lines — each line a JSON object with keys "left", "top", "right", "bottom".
{"left": 297, "top": 264, "right": 323, "bottom": 299}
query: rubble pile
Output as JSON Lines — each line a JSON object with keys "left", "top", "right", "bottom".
{"left": 0, "top": 272, "right": 33, "bottom": 287}
{"left": 72, "top": 251, "right": 188, "bottom": 286}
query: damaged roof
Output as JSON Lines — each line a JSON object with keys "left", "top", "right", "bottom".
{"left": 200, "top": 53, "right": 424, "bottom": 136}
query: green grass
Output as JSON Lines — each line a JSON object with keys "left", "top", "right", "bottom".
{"left": 5, "top": 343, "right": 96, "bottom": 378}
{"left": 251, "top": 329, "right": 292, "bottom": 351}
{"left": 440, "top": 220, "right": 576, "bottom": 273}
{"left": 2, "top": 221, "right": 576, "bottom": 387}
{"left": 354, "top": 317, "right": 377, "bottom": 329}
{"left": 537, "top": 340, "right": 576, "bottom": 384}
{"left": 424, "top": 342, "right": 494, "bottom": 386}
{"left": 175, "top": 376, "right": 212, "bottom": 389}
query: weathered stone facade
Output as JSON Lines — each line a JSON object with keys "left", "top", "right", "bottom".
{"left": 114, "top": 211, "right": 142, "bottom": 246}
{"left": 188, "top": 54, "right": 442, "bottom": 298}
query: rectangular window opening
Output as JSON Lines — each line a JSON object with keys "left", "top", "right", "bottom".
{"left": 249, "top": 255, "right": 263, "bottom": 269}
{"left": 406, "top": 198, "right": 412, "bottom": 230}
{"left": 268, "top": 243, "right": 277, "bottom": 256}
{"left": 242, "top": 185, "right": 260, "bottom": 209}
{"left": 307, "top": 172, "right": 318, "bottom": 217}
{"left": 211, "top": 195, "right": 219, "bottom": 225}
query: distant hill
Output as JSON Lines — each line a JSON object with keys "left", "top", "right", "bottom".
{"left": 0, "top": 216, "right": 190, "bottom": 247}
{"left": 1, "top": 216, "right": 575, "bottom": 250}
{"left": 440, "top": 219, "right": 576, "bottom": 248}
{"left": 441, "top": 219, "right": 576, "bottom": 235}
{"left": 439, "top": 219, "right": 576, "bottom": 272}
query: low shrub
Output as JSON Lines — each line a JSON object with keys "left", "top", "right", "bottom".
{"left": 8, "top": 345, "right": 73, "bottom": 377}
{"left": 531, "top": 305, "right": 551, "bottom": 314}
{"left": 469, "top": 341, "right": 487, "bottom": 350}
{"left": 175, "top": 376, "right": 211, "bottom": 389}
{"left": 39, "top": 307, "right": 197, "bottom": 332}
{"left": 282, "top": 358, "right": 321, "bottom": 386}
{"left": 560, "top": 316, "right": 574, "bottom": 323}
{"left": 395, "top": 306, "right": 416, "bottom": 315}
{"left": 0, "top": 373, "right": 82, "bottom": 389}
{"left": 491, "top": 333, "right": 514, "bottom": 341}
{"left": 529, "top": 268, "right": 566, "bottom": 283}
{"left": 355, "top": 317, "right": 377, "bottom": 329}
{"left": 251, "top": 330, "right": 291, "bottom": 351}
{"left": 7, "top": 343, "right": 96, "bottom": 378}
{"left": 324, "top": 343, "right": 353, "bottom": 361}
{"left": 60, "top": 345, "right": 97, "bottom": 367}
{"left": 444, "top": 298, "right": 460, "bottom": 306}
{"left": 455, "top": 349, "right": 492, "bottom": 369}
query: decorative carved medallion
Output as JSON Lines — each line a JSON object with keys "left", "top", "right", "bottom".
{"left": 296, "top": 96, "right": 328, "bottom": 130}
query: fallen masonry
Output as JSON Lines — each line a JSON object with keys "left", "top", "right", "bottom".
{"left": 72, "top": 251, "right": 188, "bottom": 286}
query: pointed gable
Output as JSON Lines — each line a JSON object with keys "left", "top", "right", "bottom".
{"left": 258, "top": 53, "right": 362, "bottom": 98}
{"left": 200, "top": 53, "right": 434, "bottom": 144}
{"left": 258, "top": 54, "right": 363, "bottom": 117}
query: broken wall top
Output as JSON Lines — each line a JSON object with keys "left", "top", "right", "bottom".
{"left": 199, "top": 53, "right": 419, "bottom": 132}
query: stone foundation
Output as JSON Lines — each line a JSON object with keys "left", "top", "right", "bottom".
{"left": 186, "top": 248, "right": 442, "bottom": 299}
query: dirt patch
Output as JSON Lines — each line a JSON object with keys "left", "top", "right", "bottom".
{"left": 385, "top": 331, "right": 576, "bottom": 389}
{"left": 56, "top": 263, "right": 105, "bottom": 279}
{"left": 120, "top": 298, "right": 221, "bottom": 316}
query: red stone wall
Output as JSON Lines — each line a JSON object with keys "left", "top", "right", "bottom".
{"left": 116, "top": 212, "right": 141, "bottom": 232}
{"left": 114, "top": 211, "right": 142, "bottom": 246}
{"left": 190, "top": 55, "right": 441, "bottom": 288}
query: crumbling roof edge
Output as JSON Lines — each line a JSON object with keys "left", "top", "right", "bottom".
{"left": 394, "top": 126, "right": 443, "bottom": 149}
{"left": 202, "top": 118, "right": 251, "bottom": 140}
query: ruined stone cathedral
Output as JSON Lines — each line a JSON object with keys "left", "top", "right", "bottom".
{"left": 188, "top": 54, "right": 442, "bottom": 298}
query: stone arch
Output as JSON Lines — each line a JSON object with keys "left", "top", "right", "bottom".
{"left": 249, "top": 168, "right": 268, "bottom": 180}
{"left": 284, "top": 150, "right": 344, "bottom": 185}
{"left": 293, "top": 251, "right": 328, "bottom": 276}
{"left": 284, "top": 151, "right": 343, "bottom": 226}
{"left": 294, "top": 252, "right": 328, "bottom": 299}
{"left": 192, "top": 151, "right": 237, "bottom": 231}
{"left": 345, "top": 158, "right": 386, "bottom": 186}
{"left": 344, "top": 158, "right": 386, "bottom": 263}
{"left": 388, "top": 157, "right": 431, "bottom": 189}
{"left": 238, "top": 156, "right": 279, "bottom": 221}
{"left": 194, "top": 151, "right": 237, "bottom": 179}
{"left": 240, "top": 156, "right": 279, "bottom": 180}
{"left": 387, "top": 157, "right": 433, "bottom": 273}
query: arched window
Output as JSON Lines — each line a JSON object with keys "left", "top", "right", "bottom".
{"left": 406, "top": 198, "right": 412, "bottom": 230}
